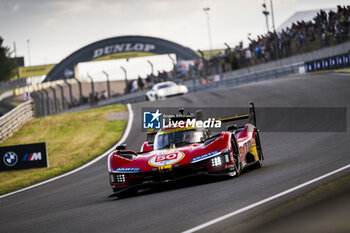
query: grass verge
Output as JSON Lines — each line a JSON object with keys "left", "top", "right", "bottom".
{"left": 0, "top": 104, "right": 127, "bottom": 195}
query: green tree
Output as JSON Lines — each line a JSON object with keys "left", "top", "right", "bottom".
{"left": 0, "top": 36, "right": 16, "bottom": 81}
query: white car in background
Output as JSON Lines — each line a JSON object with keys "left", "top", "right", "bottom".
{"left": 146, "top": 81, "right": 188, "bottom": 101}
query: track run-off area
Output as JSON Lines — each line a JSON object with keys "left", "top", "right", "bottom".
{"left": 1, "top": 72, "right": 350, "bottom": 233}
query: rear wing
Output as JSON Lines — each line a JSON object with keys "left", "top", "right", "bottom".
{"left": 145, "top": 101, "right": 257, "bottom": 142}
{"left": 216, "top": 101, "right": 256, "bottom": 127}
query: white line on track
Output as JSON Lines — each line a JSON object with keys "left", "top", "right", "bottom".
{"left": 333, "top": 73, "right": 350, "bottom": 76}
{"left": 0, "top": 104, "right": 134, "bottom": 199}
{"left": 182, "top": 163, "right": 350, "bottom": 233}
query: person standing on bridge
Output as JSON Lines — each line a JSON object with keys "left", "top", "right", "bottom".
{"left": 137, "top": 76, "right": 145, "bottom": 91}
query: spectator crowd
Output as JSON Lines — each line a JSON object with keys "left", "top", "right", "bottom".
{"left": 127, "top": 5, "right": 350, "bottom": 93}
{"left": 204, "top": 5, "right": 350, "bottom": 75}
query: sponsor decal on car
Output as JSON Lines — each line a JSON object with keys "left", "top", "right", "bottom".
{"left": 190, "top": 149, "right": 220, "bottom": 163}
{"left": 114, "top": 167, "right": 140, "bottom": 173}
{"left": 148, "top": 151, "right": 185, "bottom": 167}
{"left": 157, "top": 126, "right": 196, "bottom": 134}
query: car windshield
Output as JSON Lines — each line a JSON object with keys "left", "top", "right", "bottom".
{"left": 155, "top": 83, "right": 175, "bottom": 90}
{"left": 154, "top": 129, "right": 204, "bottom": 150}
{"left": 157, "top": 84, "right": 170, "bottom": 89}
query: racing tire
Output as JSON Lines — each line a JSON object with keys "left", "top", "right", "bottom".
{"left": 233, "top": 153, "right": 241, "bottom": 177}
{"left": 254, "top": 129, "right": 264, "bottom": 168}
{"left": 230, "top": 140, "right": 241, "bottom": 177}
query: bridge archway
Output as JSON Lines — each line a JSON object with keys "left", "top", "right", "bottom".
{"left": 45, "top": 35, "right": 199, "bottom": 81}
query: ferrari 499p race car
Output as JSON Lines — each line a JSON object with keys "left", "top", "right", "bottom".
{"left": 108, "top": 102, "right": 264, "bottom": 197}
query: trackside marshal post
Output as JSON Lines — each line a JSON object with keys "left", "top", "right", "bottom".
{"left": 0, "top": 142, "right": 49, "bottom": 171}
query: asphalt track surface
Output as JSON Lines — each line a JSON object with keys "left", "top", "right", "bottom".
{"left": 1, "top": 73, "right": 350, "bottom": 233}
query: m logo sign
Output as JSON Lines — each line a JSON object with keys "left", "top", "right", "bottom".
{"left": 0, "top": 143, "right": 48, "bottom": 171}
{"left": 23, "top": 152, "right": 42, "bottom": 161}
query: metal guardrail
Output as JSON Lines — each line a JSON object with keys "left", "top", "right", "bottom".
{"left": 2, "top": 41, "right": 349, "bottom": 117}
{"left": 186, "top": 62, "right": 302, "bottom": 93}
{"left": 0, "top": 90, "right": 14, "bottom": 102}
{"left": 32, "top": 62, "right": 304, "bottom": 116}
{"left": 96, "top": 62, "right": 302, "bottom": 106}
{"left": 0, "top": 101, "right": 34, "bottom": 142}
{"left": 0, "top": 78, "right": 27, "bottom": 92}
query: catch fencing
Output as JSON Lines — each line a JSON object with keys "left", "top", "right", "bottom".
{"left": 59, "top": 61, "right": 303, "bottom": 115}
{"left": 0, "top": 78, "right": 27, "bottom": 92}
{"left": 27, "top": 41, "right": 350, "bottom": 117}
{"left": 185, "top": 62, "right": 302, "bottom": 93}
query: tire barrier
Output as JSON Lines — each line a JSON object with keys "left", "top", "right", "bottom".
{"left": 14, "top": 80, "right": 64, "bottom": 96}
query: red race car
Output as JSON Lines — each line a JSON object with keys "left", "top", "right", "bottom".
{"left": 108, "top": 102, "right": 264, "bottom": 197}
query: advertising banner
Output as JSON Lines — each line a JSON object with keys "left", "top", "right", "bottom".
{"left": 19, "top": 64, "right": 55, "bottom": 78}
{"left": 305, "top": 52, "right": 350, "bottom": 72}
{"left": 45, "top": 36, "right": 199, "bottom": 81}
{"left": 0, "top": 142, "right": 49, "bottom": 171}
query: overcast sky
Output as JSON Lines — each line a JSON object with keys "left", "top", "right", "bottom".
{"left": 1, "top": 0, "right": 349, "bottom": 66}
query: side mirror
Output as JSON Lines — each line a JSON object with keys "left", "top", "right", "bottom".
{"left": 226, "top": 124, "right": 237, "bottom": 131}
{"left": 196, "top": 110, "right": 203, "bottom": 121}
{"left": 248, "top": 101, "right": 256, "bottom": 126}
{"left": 116, "top": 144, "right": 127, "bottom": 150}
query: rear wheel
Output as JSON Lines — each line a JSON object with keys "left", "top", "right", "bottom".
{"left": 254, "top": 130, "right": 264, "bottom": 168}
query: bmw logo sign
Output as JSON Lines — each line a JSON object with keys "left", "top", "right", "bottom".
{"left": 3, "top": 151, "right": 18, "bottom": 167}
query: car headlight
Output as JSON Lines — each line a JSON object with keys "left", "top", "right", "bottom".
{"left": 211, "top": 156, "right": 222, "bottom": 167}
{"left": 211, "top": 149, "right": 230, "bottom": 167}
{"left": 158, "top": 90, "right": 165, "bottom": 96}
{"left": 110, "top": 174, "right": 126, "bottom": 183}
{"left": 180, "top": 86, "right": 188, "bottom": 93}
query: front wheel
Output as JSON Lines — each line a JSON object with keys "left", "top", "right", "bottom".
{"left": 233, "top": 153, "right": 241, "bottom": 176}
